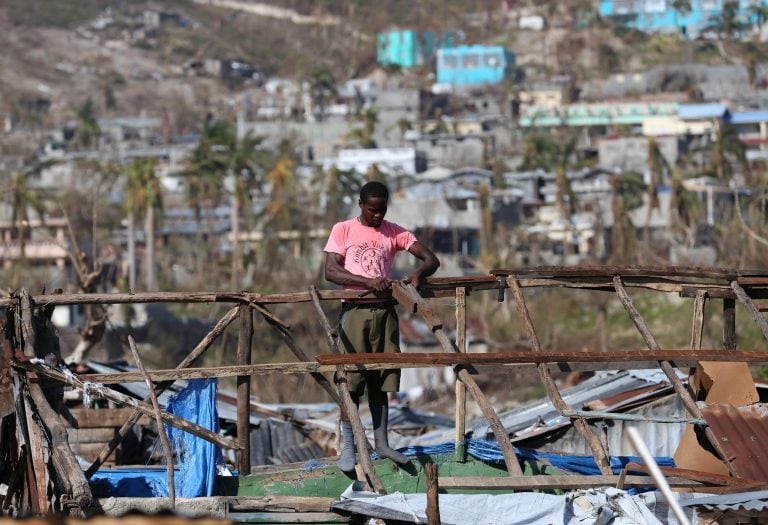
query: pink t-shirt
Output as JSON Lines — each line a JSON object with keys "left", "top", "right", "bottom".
{"left": 324, "top": 218, "right": 417, "bottom": 293}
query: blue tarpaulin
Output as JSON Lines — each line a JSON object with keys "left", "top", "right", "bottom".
{"left": 90, "top": 379, "right": 221, "bottom": 498}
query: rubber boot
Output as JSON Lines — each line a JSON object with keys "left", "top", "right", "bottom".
{"left": 370, "top": 397, "right": 409, "bottom": 465}
{"left": 337, "top": 421, "right": 357, "bottom": 472}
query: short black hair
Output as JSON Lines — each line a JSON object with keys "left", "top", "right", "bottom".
{"left": 359, "top": 181, "right": 389, "bottom": 202}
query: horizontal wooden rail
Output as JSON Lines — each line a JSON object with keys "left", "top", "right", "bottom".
{"left": 315, "top": 349, "right": 768, "bottom": 366}
{"left": 7, "top": 270, "right": 768, "bottom": 307}
{"left": 70, "top": 349, "right": 768, "bottom": 384}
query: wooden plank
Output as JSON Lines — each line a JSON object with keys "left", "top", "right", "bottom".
{"left": 625, "top": 462, "right": 768, "bottom": 490}
{"left": 492, "top": 265, "right": 739, "bottom": 280}
{"left": 613, "top": 276, "right": 738, "bottom": 477}
{"left": 508, "top": 276, "right": 613, "bottom": 476}
{"left": 237, "top": 304, "right": 253, "bottom": 474}
{"left": 68, "top": 443, "right": 119, "bottom": 463}
{"left": 228, "top": 496, "right": 334, "bottom": 512}
{"left": 439, "top": 475, "right": 707, "bottom": 490}
{"left": 66, "top": 407, "right": 148, "bottom": 428}
{"left": 67, "top": 427, "right": 118, "bottom": 443}
{"left": 227, "top": 512, "right": 349, "bottom": 523}
{"left": 392, "top": 282, "right": 524, "bottom": 477}
{"left": 455, "top": 287, "right": 467, "bottom": 462}
{"left": 691, "top": 290, "right": 707, "bottom": 351}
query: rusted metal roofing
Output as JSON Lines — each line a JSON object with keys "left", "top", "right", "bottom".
{"left": 701, "top": 403, "right": 768, "bottom": 481}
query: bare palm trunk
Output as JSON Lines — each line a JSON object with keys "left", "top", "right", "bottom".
{"left": 127, "top": 210, "right": 136, "bottom": 291}
{"left": 230, "top": 194, "right": 241, "bottom": 290}
{"left": 145, "top": 205, "right": 156, "bottom": 291}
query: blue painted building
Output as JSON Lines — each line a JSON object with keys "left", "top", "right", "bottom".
{"left": 599, "top": 0, "right": 768, "bottom": 38}
{"left": 376, "top": 30, "right": 458, "bottom": 69}
{"left": 436, "top": 45, "right": 514, "bottom": 86}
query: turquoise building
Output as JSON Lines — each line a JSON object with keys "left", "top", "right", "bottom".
{"left": 598, "top": 0, "right": 768, "bottom": 38}
{"left": 376, "top": 30, "right": 458, "bottom": 68}
{"left": 436, "top": 45, "right": 514, "bottom": 86}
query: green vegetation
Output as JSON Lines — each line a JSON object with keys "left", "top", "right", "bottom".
{"left": 7, "top": 0, "right": 111, "bottom": 28}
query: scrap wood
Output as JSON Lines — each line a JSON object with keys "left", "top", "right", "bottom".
{"left": 392, "top": 281, "right": 523, "bottom": 477}
{"left": 438, "top": 475, "right": 706, "bottom": 490}
{"left": 13, "top": 359, "right": 241, "bottom": 451}
{"left": 508, "top": 276, "right": 613, "bottom": 476}
{"left": 128, "top": 335, "right": 175, "bottom": 508}
{"left": 85, "top": 306, "right": 239, "bottom": 477}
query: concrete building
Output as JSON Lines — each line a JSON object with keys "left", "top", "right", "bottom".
{"left": 436, "top": 45, "right": 514, "bottom": 86}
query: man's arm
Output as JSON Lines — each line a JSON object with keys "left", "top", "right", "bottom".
{"left": 403, "top": 241, "right": 440, "bottom": 289}
{"left": 324, "top": 252, "right": 391, "bottom": 291}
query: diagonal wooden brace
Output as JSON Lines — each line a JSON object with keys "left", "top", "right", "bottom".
{"left": 392, "top": 282, "right": 522, "bottom": 476}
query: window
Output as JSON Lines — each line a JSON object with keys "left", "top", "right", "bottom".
{"left": 613, "top": 0, "right": 636, "bottom": 14}
{"left": 463, "top": 53, "right": 480, "bottom": 68}
{"left": 644, "top": 0, "right": 666, "bottom": 12}
{"left": 484, "top": 53, "right": 500, "bottom": 67}
{"left": 442, "top": 55, "right": 458, "bottom": 68}
{"left": 701, "top": 0, "right": 719, "bottom": 10}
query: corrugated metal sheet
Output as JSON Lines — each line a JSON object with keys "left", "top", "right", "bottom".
{"left": 701, "top": 403, "right": 768, "bottom": 481}
{"left": 730, "top": 111, "right": 768, "bottom": 125}
{"left": 400, "top": 369, "right": 675, "bottom": 449}
{"left": 678, "top": 103, "right": 728, "bottom": 120}
{"left": 678, "top": 490, "right": 768, "bottom": 511}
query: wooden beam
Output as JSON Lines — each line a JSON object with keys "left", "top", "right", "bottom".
{"left": 237, "top": 305, "right": 254, "bottom": 475}
{"left": 507, "top": 276, "right": 613, "bottom": 476}
{"left": 613, "top": 276, "right": 738, "bottom": 477}
{"left": 493, "top": 265, "right": 739, "bottom": 280}
{"left": 74, "top": 349, "right": 768, "bottom": 384}
{"left": 439, "top": 475, "right": 708, "bottom": 490}
{"left": 391, "top": 282, "right": 524, "bottom": 477}
{"left": 315, "top": 350, "right": 768, "bottom": 366}
{"left": 562, "top": 410, "right": 706, "bottom": 425}
{"left": 128, "top": 335, "right": 175, "bottom": 507}
{"left": 731, "top": 281, "right": 768, "bottom": 343}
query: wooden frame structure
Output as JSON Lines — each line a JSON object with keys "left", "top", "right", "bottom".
{"left": 3, "top": 265, "right": 768, "bottom": 516}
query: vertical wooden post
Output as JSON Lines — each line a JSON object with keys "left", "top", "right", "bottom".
{"left": 690, "top": 290, "right": 707, "bottom": 351}
{"left": 236, "top": 304, "right": 253, "bottom": 475}
{"left": 507, "top": 276, "right": 613, "bottom": 476}
{"left": 454, "top": 287, "right": 467, "bottom": 462}
{"left": 425, "top": 463, "right": 441, "bottom": 525}
{"left": 723, "top": 298, "right": 736, "bottom": 351}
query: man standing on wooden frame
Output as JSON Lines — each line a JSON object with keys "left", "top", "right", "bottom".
{"left": 324, "top": 181, "right": 440, "bottom": 472}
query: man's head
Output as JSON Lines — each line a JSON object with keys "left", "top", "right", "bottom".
{"left": 358, "top": 181, "right": 389, "bottom": 227}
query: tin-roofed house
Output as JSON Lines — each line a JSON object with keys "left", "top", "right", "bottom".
{"left": 436, "top": 45, "right": 515, "bottom": 87}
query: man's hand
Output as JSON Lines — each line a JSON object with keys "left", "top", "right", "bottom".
{"left": 365, "top": 277, "right": 391, "bottom": 291}
{"left": 401, "top": 272, "right": 424, "bottom": 289}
